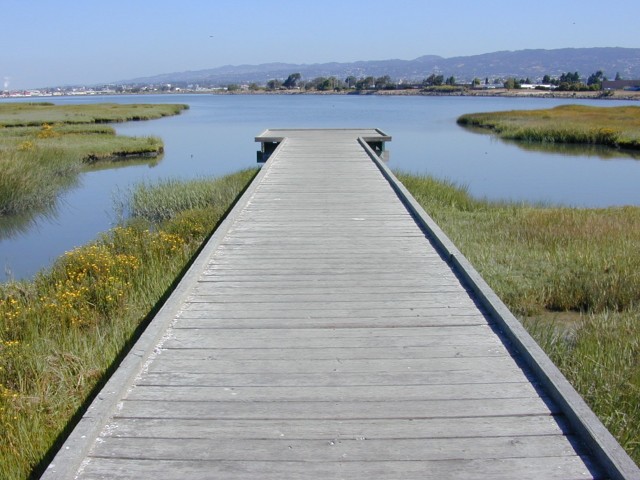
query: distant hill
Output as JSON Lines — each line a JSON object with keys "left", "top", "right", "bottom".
{"left": 120, "top": 47, "right": 640, "bottom": 86}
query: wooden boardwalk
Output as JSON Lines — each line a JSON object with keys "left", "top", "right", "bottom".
{"left": 44, "top": 129, "right": 639, "bottom": 479}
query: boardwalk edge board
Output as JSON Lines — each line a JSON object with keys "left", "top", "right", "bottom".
{"left": 360, "top": 136, "right": 640, "bottom": 480}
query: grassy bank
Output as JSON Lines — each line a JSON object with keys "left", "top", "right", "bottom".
{"left": 397, "top": 172, "right": 640, "bottom": 465}
{"left": 0, "top": 102, "right": 188, "bottom": 126}
{"left": 0, "top": 103, "right": 188, "bottom": 216}
{"left": 0, "top": 168, "right": 257, "bottom": 479}
{"left": 457, "top": 104, "right": 640, "bottom": 150}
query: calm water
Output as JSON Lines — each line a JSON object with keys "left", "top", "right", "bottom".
{"left": 1, "top": 94, "right": 639, "bottom": 280}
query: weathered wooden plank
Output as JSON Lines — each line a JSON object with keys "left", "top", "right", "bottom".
{"left": 228, "top": 218, "right": 420, "bottom": 226}
{"left": 165, "top": 325, "right": 498, "bottom": 339}
{"left": 126, "top": 382, "right": 538, "bottom": 403}
{"left": 145, "top": 357, "right": 523, "bottom": 375}
{"left": 90, "top": 435, "right": 586, "bottom": 462}
{"left": 160, "top": 332, "right": 505, "bottom": 350}
{"left": 178, "top": 309, "right": 486, "bottom": 322}
{"left": 181, "top": 301, "right": 481, "bottom": 315}
{"left": 175, "top": 309, "right": 488, "bottom": 322}
{"left": 207, "top": 252, "right": 445, "bottom": 262}
{"left": 115, "top": 397, "right": 559, "bottom": 420}
{"left": 155, "top": 344, "right": 507, "bottom": 360}
{"left": 216, "top": 236, "right": 429, "bottom": 244}
{"left": 180, "top": 301, "right": 484, "bottom": 314}
{"left": 226, "top": 229, "right": 426, "bottom": 237}
{"left": 76, "top": 457, "right": 599, "bottom": 480}
{"left": 192, "top": 283, "right": 467, "bottom": 294}
{"left": 198, "top": 273, "right": 462, "bottom": 283}
{"left": 164, "top": 329, "right": 501, "bottom": 348}
{"left": 185, "top": 300, "right": 481, "bottom": 313}
{"left": 211, "top": 247, "right": 444, "bottom": 257}
{"left": 137, "top": 370, "right": 533, "bottom": 388}
{"left": 171, "top": 315, "right": 489, "bottom": 330}
{"left": 195, "top": 277, "right": 462, "bottom": 286}
{"left": 206, "top": 257, "right": 447, "bottom": 266}
{"left": 231, "top": 210, "right": 415, "bottom": 217}
{"left": 101, "top": 415, "right": 570, "bottom": 440}
{"left": 202, "top": 259, "right": 449, "bottom": 269}
{"left": 187, "top": 286, "right": 472, "bottom": 307}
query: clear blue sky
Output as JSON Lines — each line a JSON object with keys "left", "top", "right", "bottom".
{"left": 3, "top": 0, "right": 638, "bottom": 90}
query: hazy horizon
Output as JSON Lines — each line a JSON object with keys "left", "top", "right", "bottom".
{"left": 3, "top": 0, "right": 639, "bottom": 90}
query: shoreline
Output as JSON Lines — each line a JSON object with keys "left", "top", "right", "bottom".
{"left": 213, "top": 88, "right": 640, "bottom": 101}
{"left": 3, "top": 88, "right": 639, "bottom": 102}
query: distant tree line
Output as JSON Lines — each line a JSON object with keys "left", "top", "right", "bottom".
{"left": 261, "top": 72, "right": 461, "bottom": 93}
{"left": 262, "top": 73, "right": 400, "bottom": 92}
{"left": 250, "top": 69, "right": 627, "bottom": 93}
{"left": 500, "top": 70, "right": 621, "bottom": 91}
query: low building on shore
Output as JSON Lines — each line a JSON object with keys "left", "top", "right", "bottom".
{"left": 602, "top": 79, "right": 640, "bottom": 90}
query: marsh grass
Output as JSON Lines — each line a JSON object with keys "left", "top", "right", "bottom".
{"left": 397, "top": 172, "right": 640, "bottom": 464}
{"left": 524, "top": 311, "right": 640, "bottom": 456}
{"left": 457, "top": 105, "right": 640, "bottom": 150}
{"left": 0, "top": 103, "right": 187, "bottom": 217}
{"left": 0, "top": 168, "right": 258, "bottom": 479}
{"left": 398, "top": 173, "right": 640, "bottom": 314}
{"left": 119, "top": 174, "right": 257, "bottom": 223}
{"left": 0, "top": 148, "right": 80, "bottom": 215}
{"left": 0, "top": 134, "right": 163, "bottom": 216}
{"left": 0, "top": 102, "right": 188, "bottom": 127}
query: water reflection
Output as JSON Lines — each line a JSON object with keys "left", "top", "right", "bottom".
{"left": 461, "top": 125, "right": 640, "bottom": 160}
{"left": 0, "top": 174, "right": 79, "bottom": 241}
{"left": 0, "top": 206, "right": 60, "bottom": 242}
{"left": 504, "top": 139, "right": 640, "bottom": 161}
{"left": 0, "top": 155, "right": 161, "bottom": 242}
{"left": 81, "top": 153, "right": 163, "bottom": 172}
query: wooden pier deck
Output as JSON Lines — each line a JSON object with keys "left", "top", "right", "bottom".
{"left": 44, "top": 129, "right": 639, "bottom": 479}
